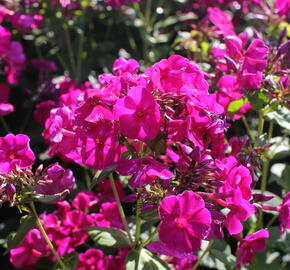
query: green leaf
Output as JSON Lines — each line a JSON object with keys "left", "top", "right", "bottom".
{"left": 5, "top": 215, "right": 36, "bottom": 254}
{"left": 87, "top": 226, "right": 131, "bottom": 248}
{"left": 126, "top": 249, "right": 170, "bottom": 270}
{"left": 35, "top": 258, "right": 56, "bottom": 270}
{"left": 63, "top": 251, "right": 79, "bottom": 270}
{"left": 280, "top": 165, "right": 290, "bottom": 192}
{"left": 140, "top": 208, "right": 158, "bottom": 221}
{"left": 34, "top": 189, "right": 69, "bottom": 203}
{"left": 265, "top": 105, "right": 290, "bottom": 130}
{"left": 269, "top": 137, "right": 290, "bottom": 160}
{"left": 154, "top": 13, "right": 197, "bottom": 30}
{"left": 248, "top": 90, "right": 270, "bottom": 110}
{"left": 210, "top": 249, "right": 236, "bottom": 267}
{"left": 90, "top": 165, "right": 116, "bottom": 189}
{"left": 227, "top": 98, "right": 248, "bottom": 114}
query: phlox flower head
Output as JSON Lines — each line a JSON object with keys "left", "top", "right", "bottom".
{"left": 10, "top": 229, "right": 48, "bottom": 269}
{"left": 76, "top": 249, "right": 108, "bottom": 270}
{"left": 116, "top": 157, "right": 173, "bottom": 188}
{"left": 113, "top": 86, "right": 160, "bottom": 141}
{"left": 72, "top": 191, "right": 100, "bottom": 212}
{"left": 0, "top": 134, "right": 35, "bottom": 174}
{"left": 157, "top": 191, "right": 211, "bottom": 254}
{"left": 35, "top": 163, "right": 75, "bottom": 202}
{"left": 112, "top": 57, "right": 139, "bottom": 75}
{"left": 145, "top": 55, "right": 208, "bottom": 94}
{"left": 236, "top": 229, "right": 269, "bottom": 268}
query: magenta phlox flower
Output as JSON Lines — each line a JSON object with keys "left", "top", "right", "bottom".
{"left": 35, "top": 163, "right": 75, "bottom": 201}
{"left": 236, "top": 229, "right": 269, "bottom": 268}
{"left": 10, "top": 229, "right": 48, "bottom": 269}
{"left": 0, "top": 134, "right": 35, "bottom": 174}
{"left": 158, "top": 191, "right": 211, "bottom": 253}
{"left": 72, "top": 191, "right": 100, "bottom": 212}
{"left": 79, "top": 120, "right": 120, "bottom": 170}
{"left": 116, "top": 157, "right": 173, "bottom": 188}
{"left": 208, "top": 8, "right": 235, "bottom": 36}
{"left": 112, "top": 57, "right": 139, "bottom": 75}
{"left": 218, "top": 157, "right": 255, "bottom": 234}
{"left": 113, "top": 86, "right": 160, "bottom": 141}
{"left": 61, "top": 210, "right": 94, "bottom": 247}
{"left": 76, "top": 249, "right": 108, "bottom": 270}
{"left": 145, "top": 55, "right": 208, "bottom": 94}
{"left": 100, "top": 202, "right": 123, "bottom": 229}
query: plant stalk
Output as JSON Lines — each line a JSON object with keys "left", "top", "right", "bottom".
{"left": 192, "top": 240, "right": 214, "bottom": 270}
{"left": 30, "top": 202, "right": 67, "bottom": 270}
{"left": 109, "top": 174, "right": 133, "bottom": 246}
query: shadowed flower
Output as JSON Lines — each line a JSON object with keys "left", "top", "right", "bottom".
{"left": 236, "top": 229, "right": 269, "bottom": 268}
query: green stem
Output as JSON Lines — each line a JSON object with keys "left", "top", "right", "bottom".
{"left": 63, "top": 24, "right": 77, "bottom": 79}
{"left": 0, "top": 116, "right": 12, "bottom": 134}
{"left": 83, "top": 166, "right": 91, "bottom": 191}
{"left": 76, "top": 29, "right": 84, "bottom": 83}
{"left": 139, "top": 223, "right": 160, "bottom": 249}
{"left": 242, "top": 116, "right": 254, "bottom": 140}
{"left": 192, "top": 241, "right": 214, "bottom": 270}
{"left": 134, "top": 198, "right": 142, "bottom": 247}
{"left": 268, "top": 121, "right": 274, "bottom": 139}
{"left": 145, "top": 0, "right": 152, "bottom": 32}
{"left": 258, "top": 121, "right": 274, "bottom": 227}
{"left": 30, "top": 202, "right": 67, "bottom": 270}
{"left": 266, "top": 214, "right": 278, "bottom": 228}
{"left": 257, "top": 109, "right": 265, "bottom": 137}
{"left": 109, "top": 174, "right": 134, "bottom": 246}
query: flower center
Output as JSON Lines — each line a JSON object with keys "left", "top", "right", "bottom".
{"left": 137, "top": 111, "right": 146, "bottom": 118}
{"left": 174, "top": 217, "right": 188, "bottom": 229}
{"left": 8, "top": 153, "right": 15, "bottom": 160}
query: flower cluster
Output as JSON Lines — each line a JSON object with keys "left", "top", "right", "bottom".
{"left": 0, "top": 0, "right": 289, "bottom": 269}
{"left": 10, "top": 189, "right": 126, "bottom": 270}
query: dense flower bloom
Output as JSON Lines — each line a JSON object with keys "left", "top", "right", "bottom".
{"left": 113, "top": 86, "right": 160, "bottom": 141}
{"left": 72, "top": 191, "right": 100, "bottom": 212}
{"left": 10, "top": 229, "right": 48, "bottom": 269}
{"left": 145, "top": 55, "right": 208, "bottom": 94}
{"left": 236, "top": 229, "right": 269, "bottom": 268}
{"left": 79, "top": 120, "right": 120, "bottom": 170}
{"left": 112, "top": 57, "right": 139, "bottom": 75}
{"left": 0, "top": 134, "right": 35, "bottom": 174}
{"left": 35, "top": 163, "right": 75, "bottom": 201}
{"left": 218, "top": 157, "right": 255, "bottom": 234}
{"left": 116, "top": 157, "right": 173, "bottom": 188}
{"left": 76, "top": 249, "right": 108, "bottom": 270}
{"left": 158, "top": 191, "right": 211, "bottom": 254}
